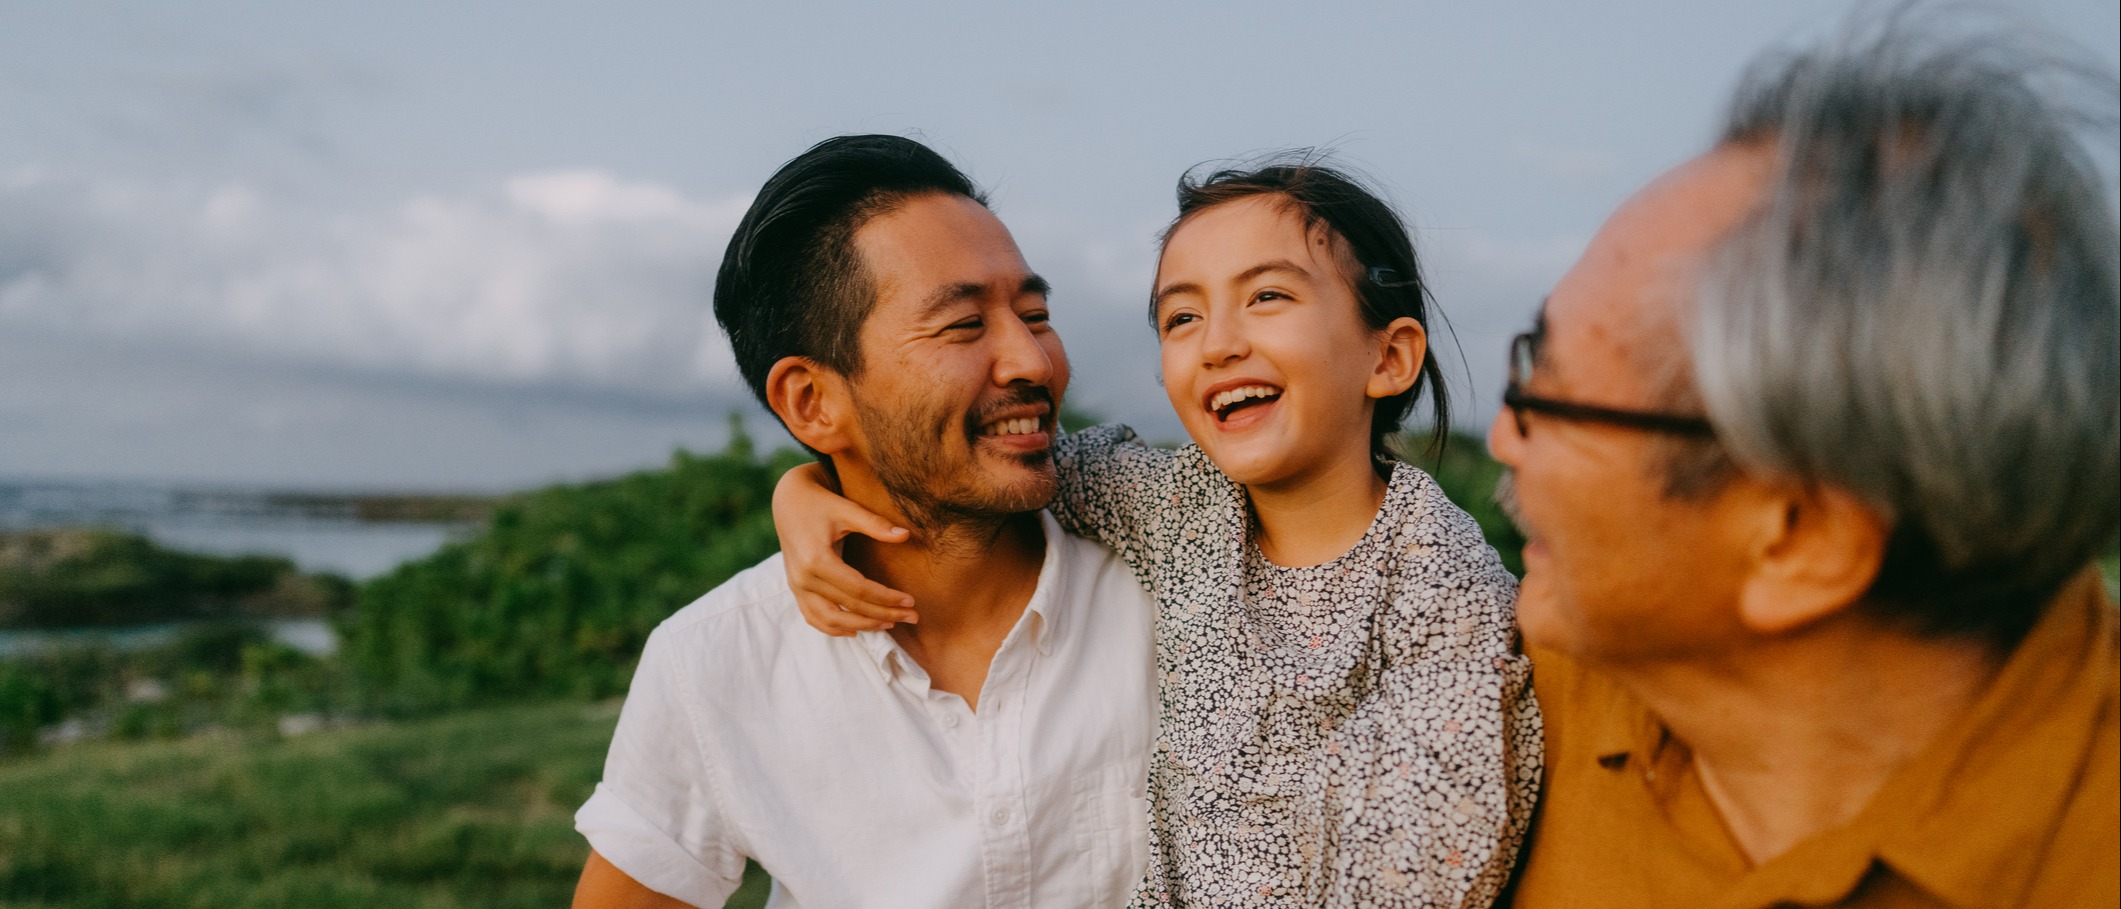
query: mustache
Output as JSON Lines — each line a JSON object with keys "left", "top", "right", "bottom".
{"left": 964, "top": 385, "right": 1055, "bottom": 432}
{"left": 1493, "top": 470, "right": 1527, "bottom": 533}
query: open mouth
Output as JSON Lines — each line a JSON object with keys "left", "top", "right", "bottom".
{"left": 1208, "top": 384, "right": 1283, "bottom": 423}
{"left": 977, "top": 416, "right": 1046, "bottom": 437}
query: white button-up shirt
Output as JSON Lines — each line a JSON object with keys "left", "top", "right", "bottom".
{"left": 576, "top": 512, "right": 1155, "bottom": 908}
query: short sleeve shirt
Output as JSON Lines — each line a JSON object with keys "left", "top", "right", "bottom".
{"left": 576, "top": 512, "right": 1157, "bottom": 909}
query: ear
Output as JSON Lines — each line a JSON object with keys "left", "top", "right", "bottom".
{"left": 1366, "top": 316, "right": 1429, "bottom": 400}
{"left": 764, "top": 356, "right": 858, "bottom": 456}
{"left": 1732, "top": 480, "right": 1890, "bottom": 635}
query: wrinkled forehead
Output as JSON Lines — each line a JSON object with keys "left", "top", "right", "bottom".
{"left": 1538, "top": 144, "right": 1774, "bottom": 401}
{"left": 854, "top": 193, "right": 1036, "bottom": 317}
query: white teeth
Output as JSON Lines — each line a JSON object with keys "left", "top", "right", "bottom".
{"left": 1210, "top": 385, "right": 1281, "bottom": 413}
{"left": 981, "top": 417, "right": 1041, "bottom": 436}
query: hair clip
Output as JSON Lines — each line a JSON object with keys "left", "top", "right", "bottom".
{"left": 1368, "top": 266, "right": 1416, "bottom": 288}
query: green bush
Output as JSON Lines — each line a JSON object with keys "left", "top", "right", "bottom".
{"left": 0, "top": 622, "right": 352, "bottom": 756}
{"left": 0, "top": 528, "right": 350, "bottom": 629}
{"left": 341, "top": 432, "right": 808, "bottom": 714}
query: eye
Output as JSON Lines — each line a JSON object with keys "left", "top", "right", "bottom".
{"left": 946, "top": 317, "right": 984, "bottom": 333}
{"left": 1021, "top": 309, "right": 1051, "bottom": 325}
{"left": 1251, "top": 289, "right": 1290, "bottom": 305}
{"left": 1159, "top": 311, "right": 1199, "bottom": 335}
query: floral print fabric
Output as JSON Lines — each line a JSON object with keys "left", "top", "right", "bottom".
{"left": 1049, "top": 425, "right": 1541, "bottom": 909}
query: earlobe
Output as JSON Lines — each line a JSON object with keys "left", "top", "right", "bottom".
{"left": 1735, "top": 483, "right": 1889, "bottom": 635}
{"left": 765, "top": 357, "right": 856, "bottom": 455}
{"left": 1366, "top": 317, "right": 1429, "bottom": 400}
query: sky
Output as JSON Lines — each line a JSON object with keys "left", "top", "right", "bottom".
{"left": 2, "top": 0, "right": 2115, "bottom": 491}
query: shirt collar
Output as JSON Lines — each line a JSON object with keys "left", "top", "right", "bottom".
{"left": 852, "top": 509, "right": 1071, "bottom": 681}
{"left": 1590, "top": 569, "right": 2116, "bottom": 909}
{"left": 1867, "top": 569, "right": 2115, "bottom": 908}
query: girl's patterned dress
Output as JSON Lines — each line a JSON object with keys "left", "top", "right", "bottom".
{"left": 1050, "top": 425, "right": 1542, "bottom": 909}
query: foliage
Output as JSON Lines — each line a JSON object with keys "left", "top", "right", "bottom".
{"left": 339, "top": 431, "right": 809, "bottom": 715}
{"left": 0, "top": 529, "right": 350, "bottom": 629}
{"left": 0, "top": 623, "right": 346, "bottom": 757}
{"left": 0, "top": 700, "right": 726, "bottom": 909}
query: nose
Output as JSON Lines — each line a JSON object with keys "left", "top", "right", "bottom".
{"left": 991, "top": 311, "right": 1056, "bottom": 388}
{"left": 1487, "top": 404, "right": 1524, "bottom": 467}
{"left": 1199, "top": 311, "right": 1247, "bottom": 366}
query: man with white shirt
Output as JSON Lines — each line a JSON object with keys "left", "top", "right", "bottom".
{"left": 570, "top": 135, "right": 1156, "bottom": 908}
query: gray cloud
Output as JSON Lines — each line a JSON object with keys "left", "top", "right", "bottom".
{"left": 0, "top": 167, "right": 752, "bottom": 398}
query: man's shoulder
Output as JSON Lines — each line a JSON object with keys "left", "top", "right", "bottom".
{"left": 1525, "top": 643, "right": 1636, "bottom": 751}
{"left": 646, "top": 553, "right": 803, "bottom": 653}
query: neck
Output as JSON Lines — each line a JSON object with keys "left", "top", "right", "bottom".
{"left": 1246, "top": 448, "right": 1389, "bottom": 567}
{"left": 1611, "top": 612, "right": 2003, "bottom": 865}
{"left": 832, "top": 460, "right": 1045, "bottom": 712}
{"left": 841, "top": 509, "right": 1045, "bottom": 635}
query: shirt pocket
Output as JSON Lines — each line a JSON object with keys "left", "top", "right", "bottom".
{"left": 1073, "top": 756, "right": 1150, "bottom": 907}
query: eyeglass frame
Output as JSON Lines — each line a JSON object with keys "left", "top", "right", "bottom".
{"left": 1501, "top": 332, "right": 1717, "bottom": 438}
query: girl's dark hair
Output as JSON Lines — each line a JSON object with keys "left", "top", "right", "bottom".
{"left": 1157, "top": 155, "right": 1451, "bottom": 462}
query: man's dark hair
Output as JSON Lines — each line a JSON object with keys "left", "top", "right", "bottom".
{"left": 714, "top": 135, "right": 988, "bottom": 420}
{"left": 1159, "top": 155, "right": 1452, "bottom": 464}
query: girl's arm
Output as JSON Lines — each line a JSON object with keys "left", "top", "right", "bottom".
{"left": 771, "top": 462, "right": 915, "bottom": 636}
{"left": 1046, "top": 424, "right": 1179, "bottom": 586}
{"left": 1314, "top": 482, "right": 1541, "bottom": 909}
{"left": 773, "top": 425, "right": 1181, "bottom": 636}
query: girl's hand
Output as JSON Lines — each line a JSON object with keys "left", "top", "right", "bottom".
{"left": 773, "top": 462, "right": 918, "bottom": 636}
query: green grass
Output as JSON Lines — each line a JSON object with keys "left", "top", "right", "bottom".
{"left": 0, "top": 700, "right": 768, "bottom": 909}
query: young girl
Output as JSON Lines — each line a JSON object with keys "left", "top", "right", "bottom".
{"left": 777, "top": 159, "right": 1539, "bottom": 908}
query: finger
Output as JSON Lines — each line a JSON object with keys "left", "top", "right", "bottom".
{"left": 807, "top": 561, "right": 918, "bottom": 621}
{"left": 806, "top": 574, "right": 917, "bottom": 624}
{"left": 796, "top": 589, "right": 892, "bottom": 636}
{"left": 832, "top": 506, "right": 910, "bottom": 547}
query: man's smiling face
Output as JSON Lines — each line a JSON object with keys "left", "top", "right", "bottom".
{"left": 1487, "top": 143, "right": 1776, "bottom": 665}
{"left": 843, "top": 192, "right": 1069, "bottom": 526}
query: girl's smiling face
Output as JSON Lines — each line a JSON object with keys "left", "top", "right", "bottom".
{"left": 1154, "top": 195, "right": 1425, "bottom": 490}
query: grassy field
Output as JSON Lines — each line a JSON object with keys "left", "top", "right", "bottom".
{"left": 0, "top": 700, "right": 768, "bottom": 909}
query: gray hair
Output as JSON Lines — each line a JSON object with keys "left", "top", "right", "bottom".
{"left": 1689, "top": 10, "right": 2120, "bottom": 642}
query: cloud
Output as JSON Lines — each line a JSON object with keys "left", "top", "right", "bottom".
{"left": 0, "top": 167, "right": 752, "bottom": 398}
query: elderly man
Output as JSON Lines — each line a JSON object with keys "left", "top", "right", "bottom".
{"left": 571, "top": 136, "right": 1154, "bottom": 908}
{"left": 1492, "top": 21, "right": 2118, "bottom": 909}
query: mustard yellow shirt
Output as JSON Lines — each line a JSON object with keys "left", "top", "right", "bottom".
{"left": 1509, "top": 570, "right": 2119, "bottom": 909}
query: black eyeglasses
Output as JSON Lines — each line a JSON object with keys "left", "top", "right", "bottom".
{"left": 1502, "top": 332, "right": 1716, "bottom": 438}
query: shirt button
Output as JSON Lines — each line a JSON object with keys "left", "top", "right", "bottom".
{"left": 991, "top": 808, "right": 1009, "bottom": 825}
{"left": 940, "top": 713, "right": 958, "bottom": 728}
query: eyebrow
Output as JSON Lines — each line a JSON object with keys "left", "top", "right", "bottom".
{"left": 1528, "top": 299, "right": 1552, "bottom": 368}
{"left": 916, "top": 273, "right": 1052, "bottom": 320}
{"left": 1151, "top": 259, "right": 1312, "bottom": 310}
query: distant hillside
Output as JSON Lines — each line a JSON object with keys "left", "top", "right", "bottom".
{"left": 0, "top": 528, "right": 351, "bottom": 629}
{"left": 341, "top": 432, "right": 807, "bottom": 714}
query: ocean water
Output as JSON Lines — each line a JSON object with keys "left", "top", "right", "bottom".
{"left": 0, "top": 478, "right": 466, "bottom": 580}
{"left": 1, "top": 478, "right": 475, "bottom": 656}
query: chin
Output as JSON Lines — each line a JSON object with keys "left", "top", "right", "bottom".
{"left": 1511, "top": 581, "right": 1568, "bottom": 652}
{"left": 1191, "top": 438, "right": 1273, "bottom": 485}
{"left": 971, "top": 465, "right": 1059, "bottom": 515}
